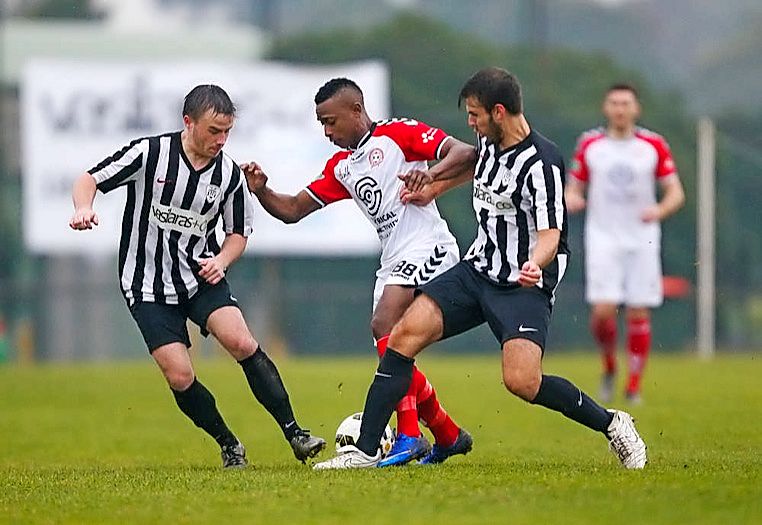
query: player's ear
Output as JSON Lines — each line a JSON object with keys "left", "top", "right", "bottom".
{"left": 491, "top": 103, "right": 507, "bottom": 122}
{"left": 182, "top": 114, "right": 192, "bottom": 129}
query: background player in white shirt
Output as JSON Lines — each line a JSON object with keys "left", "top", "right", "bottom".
{"left": 565, "top": 83, "right": 685, "bottom": 404}
{"left": 242, "top": 78, "right": 476, "bottom": 466}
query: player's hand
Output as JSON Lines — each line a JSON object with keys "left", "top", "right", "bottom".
{"left": 241, "top": 162, "right": 268, "bottom": 194}
{"left": 518, "top": 260, "right": 542, "bottom": 287}
{"left": 400, "top": 185, "right": 434, "bottom": 206}
{"left": 69, "top": 208, "right": 99, "bottom": 230}
{"left": 398, "top": 169, "right": 433, "bottom": 193}
{"left": 565, "top": 192, "right": 586, "bottom": 214}
{"left": 640, "top": 205, "right": 661, "bottom": 223}
{"left": 198, "top": 256, "right": 226, "bottom": 285}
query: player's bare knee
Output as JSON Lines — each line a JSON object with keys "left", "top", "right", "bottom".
{"left": 223, "top": 332, "right": 257, "bottom": 360}
{"left": 165, "top": 368, "right": 195, "bottom": 391}
{"left": 502, "top": 369, "right": 541, "bottom": 401}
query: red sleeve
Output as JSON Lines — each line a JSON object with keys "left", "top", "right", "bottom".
{"left": 374, "top": 119, "right": 449, "bottom": 162}
{"left": 639, "top": 132, "right": 677, "bottom": 178}
{"left": 305, "top": 151, "right": 351, "bottom": 206}
{"left": 569, "top": 131, "right": 603, "bottom": 182}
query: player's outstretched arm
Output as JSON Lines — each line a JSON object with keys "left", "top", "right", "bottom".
{"left": 69, "top": 172, "right": 99, "bottom": 230}
{"left": 398, "top": 138, "right": 476, "bottom": 196}
{"left": 240, "top": 162, "right": 320, "bottom": 224}
{"left": 400, "top": 169, "right": 474, "bottom": 206}
{"left": 429, "top": 138, "right": 476, "bottom": 183}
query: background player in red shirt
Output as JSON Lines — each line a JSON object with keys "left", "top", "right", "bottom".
{"left": 242, "top": 78, "right": 476, "bottom": 466}
{"left": 565, "top": 84, "right": 685, "bottom": 404}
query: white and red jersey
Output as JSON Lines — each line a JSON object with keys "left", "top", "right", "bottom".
{"left": 305, "top": 118, "right": 457, "bottom": 266}
{"left": 569, "top": 126, "right": 678, "bottom": 248}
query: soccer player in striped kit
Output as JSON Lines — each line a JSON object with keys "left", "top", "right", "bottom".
{"left": 242, "top": 78, "right": 475, "bottom": 466}
{"left": 314, "top": 68, "right": 647, "bottom": 471}
{"left": 69, "top": 85, "right": 325, "bottom": 468}
{"left": 565, "top": 84, "right": 685, "bottom": 404}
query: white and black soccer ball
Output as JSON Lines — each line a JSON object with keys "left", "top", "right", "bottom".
{"left": 335, "top": 412, "right": 395, "bottom": 457}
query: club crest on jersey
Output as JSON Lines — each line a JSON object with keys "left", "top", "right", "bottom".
{"left": 205, "top": 185, "right": 221, "bottom": 203}
{"left": 368, "top": 148, "right": 384, "bottom": 168}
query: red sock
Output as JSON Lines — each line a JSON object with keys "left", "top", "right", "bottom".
{"left": 377, "top": 334, "right": 421, "bottom": 437}
{"left": 626, "top": 317, "right": 651, "bottom": 394}
{"left": 592, "top": 316, "right": 618, "bottom": 375}
{"left": 395, "top": 368, "right": 425, "bottom": 437}
{"left": 375, "top": 335, "right": 389, "bottom": 357}
{"left": 417, "top": 379, "right": 460, "bottom": 447}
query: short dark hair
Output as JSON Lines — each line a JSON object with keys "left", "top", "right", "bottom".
{"left": 182, "top": 85, "right": 236, "bottom": 120}
{"left": 314, "top": 77, "right": 364, "bottom": 105}
{"left": 459, "top": 67, "right": 523, "bottom": 115}
{"left": 606, "top": 83, "right": 639, "bottom": 100}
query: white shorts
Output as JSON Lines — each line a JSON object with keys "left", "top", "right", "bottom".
{"left": 585, "top": 242, "right": 663, "bottom": 307}
{"left": 373, "top": 242, "right": 460, "bottom": 312}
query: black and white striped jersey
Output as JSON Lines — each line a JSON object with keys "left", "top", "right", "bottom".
{"left": 89, "top": 131, "right": 254, "bottom": 305}
{"left": 464, "top": 130, "right": 569, "bottom": 300}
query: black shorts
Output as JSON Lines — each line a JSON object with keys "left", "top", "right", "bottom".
{"left": 128, "top": 279, "right": 240, "bottom": 353}
{"left": 417, "top": 261, "right": 552, "bottom": 351}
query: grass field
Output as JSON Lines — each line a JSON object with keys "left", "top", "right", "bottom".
{"left": 1, "top": 352, "right": 760, "bottom": 524}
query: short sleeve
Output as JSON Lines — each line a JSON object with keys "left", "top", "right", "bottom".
{"left": 375, "top": 119, "right": 450, "bottom": 162}
{"left": 222, "top": 165, "right": 255, "bottom": 237}
{"left": 305, "top": 152, "right": 352, "bottom": 206}
{"left": 89, "top": 138, "right": 146, "bottom": 193}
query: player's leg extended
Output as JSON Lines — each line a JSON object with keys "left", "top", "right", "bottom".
{"left": 624, "top": 307, "right": 651, "bottom": 402}
{"left": 314, "top": 295, "right": 443, "bottom": 470}
{"left": 205, "top": 305, "right": 326, "bottom": 461}
{"left": 590, "top": 303, "right": 619, "bottom": 402}
{"left": 361, "top": 295, "right": 443, "bottom": 452}
{"left": 152, "top": 342, "right": 246, "bottom": 468}
{"left": 372, "top": 285, "right": 423, "bottom": 437}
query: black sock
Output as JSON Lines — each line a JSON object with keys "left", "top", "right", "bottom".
{"left": 238, "top": 347, "right": 301, "bottom": 441}
{"left": 530, "top": 375, "right": 614, "bottom": 434}
{"left": 356, "top": 348, "right": 414, "bottom": 455}
{"left": 172, "top": 378, "right": 238, "bottom": 448}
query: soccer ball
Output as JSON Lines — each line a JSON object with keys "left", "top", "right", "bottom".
{"left": 335, "top": 412, "right": 395, "bottom": 457}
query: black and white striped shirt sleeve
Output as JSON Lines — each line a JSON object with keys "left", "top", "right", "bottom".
{"left": 88, "top": 138, "right": 147, "bottom": 193}
{"left": 530, "top": 160, "right": 565, "bottom": 231}
{"left": 222, "top": 173, "right": 255, "bottom": 237}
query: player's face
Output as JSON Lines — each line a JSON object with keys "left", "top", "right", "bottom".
{"left": 603, "top": 90, "right": 640, "bottom": 131}
{"left": 316, "top": 96, "right": 364, "bottom": 149}
{"left": 184, "top": 109, "right": 234, "bottom": 159}
{"left": 464, "top": 96, "right": 503, "bottom": 143}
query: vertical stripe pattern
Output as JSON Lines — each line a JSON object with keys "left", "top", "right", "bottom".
{"left": 464, "top": 130, "right": 570, "bottom": 302}
{"left": 89, "top": 131, "right": 255, "bottom": 305}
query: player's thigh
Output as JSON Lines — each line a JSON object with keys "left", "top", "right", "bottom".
{"left": 585, "top": 241, "right": 626, "bottom": 305}
{"left": 129, "top": 301, "right": 191, "bottom": 352}
{"left": 388, "top": 294, "right": 445, "bottom": 358}
{"left": 480, "top": 285, "right": 552, "bottom": 353}
{"left": 414, "top": 261, "right": 485, "bottom": 342}
{"left": 372, "top": 284, "right": 416, "bottom": 338}
{"left": 187, "top": 280, "right": 257, "bottom": 357}
{"left": 624, "top": 247, "right": 663, "bottom": 307}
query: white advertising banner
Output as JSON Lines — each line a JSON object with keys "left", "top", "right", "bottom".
{"left": 21, "top": 59, "right": 388, "bottom": 255}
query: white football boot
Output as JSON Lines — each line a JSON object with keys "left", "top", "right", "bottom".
{"left": 606, "top": 409, "right": 647, "bottom": 469}
{"left": 312, "top": 445, "right": 381, "bottom": 470}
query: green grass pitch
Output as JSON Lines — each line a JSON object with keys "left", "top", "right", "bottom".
{"left": 1, "top": 352, "right": 760, "bottom": 524}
